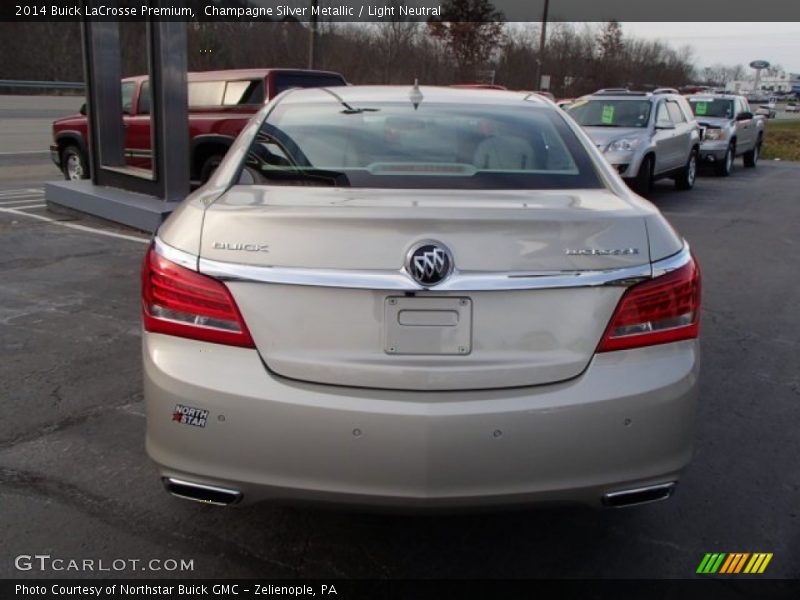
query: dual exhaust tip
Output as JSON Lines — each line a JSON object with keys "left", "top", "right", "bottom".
{"left": 163, "top": 478, "right": 242, "bottom": 506}
{"left": 602, "top": 482, "right": 676, "bottom": 508}
{"left": 163, "top": 477, "right": 676, "bottom": 509}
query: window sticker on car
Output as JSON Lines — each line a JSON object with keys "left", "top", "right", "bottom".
{"left": 601, "top": 105, "right": 615, "bottom": 124}
{"left": 695, "top": 102, "right": 708, "bottom": 116}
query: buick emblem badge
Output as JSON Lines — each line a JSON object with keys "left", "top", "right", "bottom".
{"left": 406, "top": 241, "right": 453, "bottom": 286}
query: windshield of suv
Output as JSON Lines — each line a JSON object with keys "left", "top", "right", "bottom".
{"left": 567, "top": 99, "right": 652, "bottom": 128}
{"left": 688, "top": 98, "right": 734, "bottom": 119}
{"left": 239, "top": 100, "right": 602, "bottom": 189}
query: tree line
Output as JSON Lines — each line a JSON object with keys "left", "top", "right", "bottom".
{"left": 0, "top": 16, "right": 745, "bottom": 98}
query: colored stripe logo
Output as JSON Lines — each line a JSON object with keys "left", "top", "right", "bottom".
{"left": 696, "top": 553, "right": 773, "bottom": 574}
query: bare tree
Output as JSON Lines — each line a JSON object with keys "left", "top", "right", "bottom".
{"left": 427, "top": 0, "right": 505, "bottom": 81}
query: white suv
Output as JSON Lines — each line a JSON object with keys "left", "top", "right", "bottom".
{"left": 567, "top": 90, "right": 701, "bottom": 195}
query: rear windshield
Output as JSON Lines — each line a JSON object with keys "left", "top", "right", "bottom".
{"left": 688, "top": 98, "right": 734, "bottom": 119}
{"left": 239, "top": 100, "right": 602, "bottom": 190}
{"left": 567, "top": 99, "right": 652, "bottom": 128}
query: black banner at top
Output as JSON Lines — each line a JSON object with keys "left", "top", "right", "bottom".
{"left": 2, "top": 0, "right": 800, "bottom": 22}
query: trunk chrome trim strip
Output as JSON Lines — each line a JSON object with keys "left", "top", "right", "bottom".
{"left": 158, "top": 236, "right": 691, "bottom": 292}
{"left": 154, "top": 237, "right": 199, "bottom": 271}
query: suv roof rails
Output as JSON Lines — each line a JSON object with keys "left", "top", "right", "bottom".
{"left": 593, "top": 89, "right": 649, "bottom": 96}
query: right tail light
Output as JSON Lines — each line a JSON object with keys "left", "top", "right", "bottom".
{"left": 597, "top": 255, "right": 701, "bottom": 352}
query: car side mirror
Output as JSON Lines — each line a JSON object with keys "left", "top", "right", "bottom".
{"left": 736, "top": 112, "right": 753, "bottom": 121}
{"left": 655, "top": 120, "right": 675, "bottom": 130}
{"left": 79, "top": 103, "right": 87, "bottom": 116}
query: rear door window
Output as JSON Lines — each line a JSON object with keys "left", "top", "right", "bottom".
{"left": 223, "top": 80, "right": 265, "bottom": 105}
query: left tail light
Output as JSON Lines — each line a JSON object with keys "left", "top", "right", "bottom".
{"left": 141, "top": 245, "right": 255, "bottom": 348}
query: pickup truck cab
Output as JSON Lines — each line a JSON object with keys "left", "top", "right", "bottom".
{"left": 687, "top": 94, "right": 765, "bottom": 176}
{"left": 50, "top": 68, "right": 348, "bottom": 183}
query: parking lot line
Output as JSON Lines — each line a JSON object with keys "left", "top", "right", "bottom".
{"left": 0, "top": 206, "right": 149, "bottom": 244}
{"left": 0, "top": 197, "right": 45, "bottom": 206}
{"left": 3, "top": 203, "right": 45, "bottom": 210}
{"left": 0, "top": 188, "right": 44, "bottom": 197}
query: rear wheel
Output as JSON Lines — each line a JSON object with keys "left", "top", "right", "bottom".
{"left": 675, "top": 149, "right": 698, "bottom": 190}
{"left": 199, "top": 154, "right": 225, "bottom": 183}
{"left": 630, "top": 155, "right": 653, "bottom": 195}
{"left": 715, "top": 143, "right": 735, "bottom": 177}
{"left": 61, "top": 145, "right": 88, "bottom": 181}
{"left": 743, "top": 137, "right": 761, "bottom": 168}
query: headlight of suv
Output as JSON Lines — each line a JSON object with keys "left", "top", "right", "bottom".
{"left": 606, "top": 138, "right": 643, "bottom": 153}
{"left": 703, "top": 128, "right": 727, "bottom": 141}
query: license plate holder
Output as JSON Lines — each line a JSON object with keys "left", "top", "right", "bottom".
{"left": 384, "top": 296, "right": 472, "bottom": 355}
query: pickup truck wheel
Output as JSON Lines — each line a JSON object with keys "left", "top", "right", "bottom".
{"left": 743, "top": 138, "right": 760, "bottom": 168}
{"left": 200, "top": 154, "right": 224, "bottom": 183}
{"left": 61, "top": 146, "right": 88, "bottom": 181}
{"left": 715, "top": 143, "right": 734, "bottom": 177}
{"left": 629, "top": 155, "right": 653, "bottom": 195}
{"left": 675, "top": 149, "right": 698, "bottom": 190}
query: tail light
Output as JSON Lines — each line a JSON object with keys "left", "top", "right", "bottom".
{"left": 141, "top": 245, "right": 255, "bottom": 348}
{"left": 597, "top": 255, "right": 701, "bottom": 352}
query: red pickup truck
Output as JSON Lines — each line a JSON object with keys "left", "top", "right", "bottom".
{"left": 50, "top": 68, "right": 348, "bottom": 183}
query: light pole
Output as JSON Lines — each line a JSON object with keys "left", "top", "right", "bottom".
{"left": 308, "top": 0, "right": 319, "bottom": 69}
{"left": 534, "top": 0, "right": 550, "bottom": 90}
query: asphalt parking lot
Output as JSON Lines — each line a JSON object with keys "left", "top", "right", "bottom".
{"left": 1, "top": 150, "right": 799, "bottom": 579}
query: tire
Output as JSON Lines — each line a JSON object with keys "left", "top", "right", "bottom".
{"left": 61, "top": 145, "right": 89, "bottom": 181}
{"left": 199, "top": 154, "right": 224, "bottom": 183}
{"left": 629, "top": 155, "right": 653, "bottom": 195}
{"left": 743, "top": 137, "right": 761, "bottom": 168}
{"left": 715, "top": 143, "right": 735, "bottom": 177}
{"left": 675, "top": 149, "right": 698, "bottom": 190}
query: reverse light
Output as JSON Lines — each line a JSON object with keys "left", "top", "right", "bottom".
{"left": 597, "top": 255, "right": 701, "bottom": 352}
{"left": 141, "top": 245, "right": 255, "bottom": 348}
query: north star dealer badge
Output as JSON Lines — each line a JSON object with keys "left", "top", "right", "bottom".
{"left": 172, "top": 405, "right": 209, "bottom": 428}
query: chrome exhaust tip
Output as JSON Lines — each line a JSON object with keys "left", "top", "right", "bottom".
{"left": 163, "top": 477, "right": 242, "bottom": 506}
{"left": 602, "top": 482, "right": 676, "bottom": 508}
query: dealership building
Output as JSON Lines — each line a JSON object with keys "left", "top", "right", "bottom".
{"left": 726, "top": 71, "right": 800, "bottom": 94}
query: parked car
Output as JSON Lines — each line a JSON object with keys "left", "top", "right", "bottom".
{"left": 144, "top": 86, "right": 701, "bottom": 509}
{"left": 50, "top": 68, "right": 348, "bottom": 183}
{"left": 566, "top": 89, "right": 701, "bottom": 194}
{"left": 786, "top": 102, "right": 799, "bottom": 113}
{"left": 686, "top": 94, "right": 765, "bottom": 176}
{"left": 756, "top": 96, "right": 778, "bottom": 119}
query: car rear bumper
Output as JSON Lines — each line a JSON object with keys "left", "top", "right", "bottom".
{"left": 144, "top": 333, "right": 699, "bottom": 509}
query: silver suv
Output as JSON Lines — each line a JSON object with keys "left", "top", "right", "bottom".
{"left": 567, "top": 90, "right": 701, "bottom": 195}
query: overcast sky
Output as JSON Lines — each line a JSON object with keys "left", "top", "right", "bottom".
{"left": 621, "top": 22, "right": 799, "bottom": 73}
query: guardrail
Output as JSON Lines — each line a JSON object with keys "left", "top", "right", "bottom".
{"left": 0, "top": 79, "right": 85, "bottom": 90}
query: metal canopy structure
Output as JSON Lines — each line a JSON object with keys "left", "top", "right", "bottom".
{"left": 45, "top": 15, "right": 189, "bottom": 232}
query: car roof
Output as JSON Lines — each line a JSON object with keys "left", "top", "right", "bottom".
{"left": 275, "top": 85, "right": 552, "bottom": 107}
{"left": 687, "top": 93, "right": 742, "bottom": 100}
{"left": 121, "top": 68, "right": 345, "bottom": 84}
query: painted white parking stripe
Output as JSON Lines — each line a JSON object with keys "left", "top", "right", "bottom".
{"left": 0, "top": 189, "right": 45, "bottom": 199}
{"left": 0, "top": 206, "right": 149, "bottom": 244}
{"left": 0, "top": 196, "right": 45, "bottom": 205}
{"left": 5, "top": 203, "right": 46, "bottom": 210}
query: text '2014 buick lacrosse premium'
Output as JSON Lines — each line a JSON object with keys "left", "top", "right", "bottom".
{"left": 142, "top": 86, "right": 700, "bottom": 509}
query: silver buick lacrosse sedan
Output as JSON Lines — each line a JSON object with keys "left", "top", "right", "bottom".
{"left": 142, "top": 86, "right": 700, "bottom": 509}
